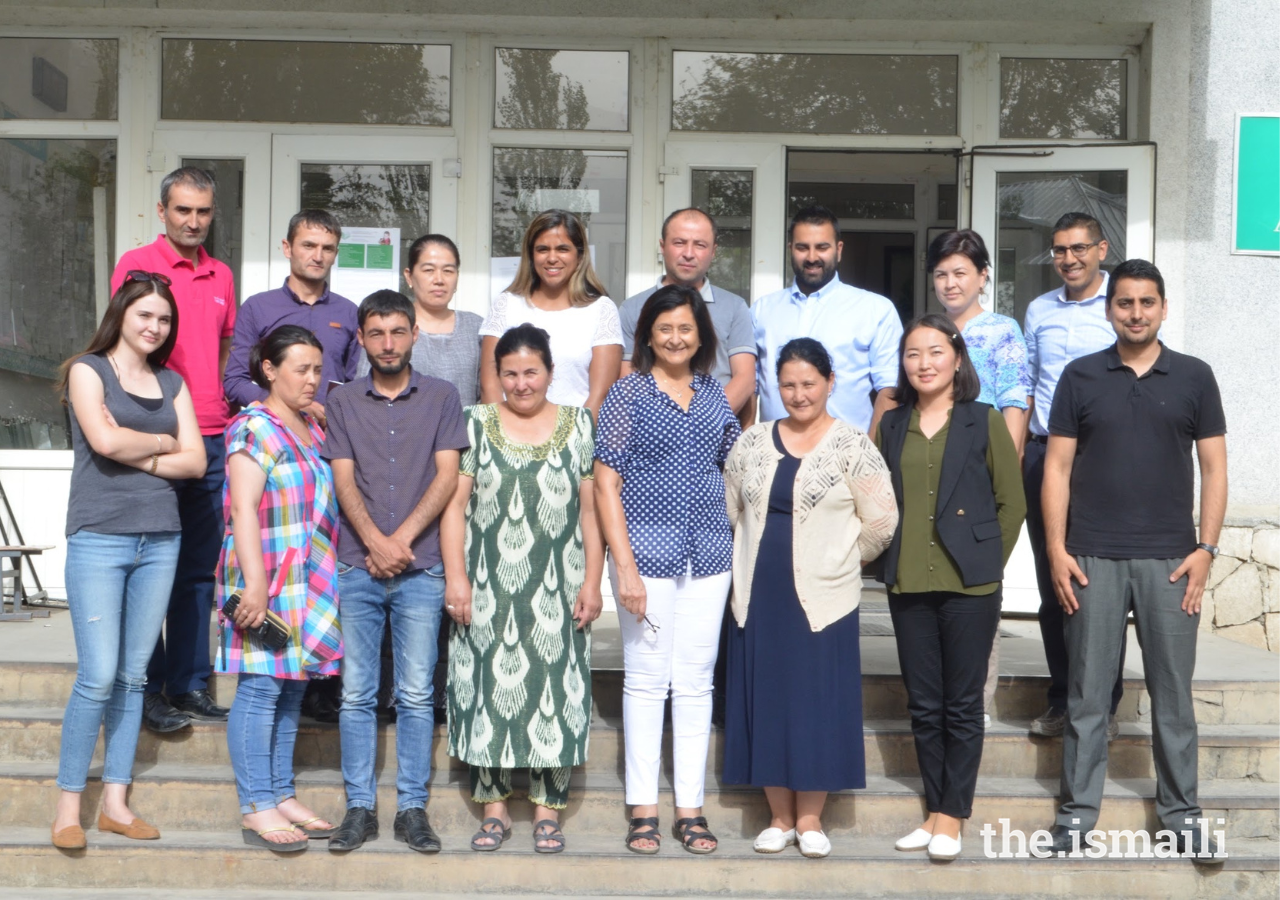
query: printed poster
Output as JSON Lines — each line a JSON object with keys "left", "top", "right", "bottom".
{"left": 332, "top": 226, "right": 401, "bottom": 302}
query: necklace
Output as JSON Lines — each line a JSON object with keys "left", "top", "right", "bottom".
{"left": 654, "top": 371, "right": 692, "bottom": 400}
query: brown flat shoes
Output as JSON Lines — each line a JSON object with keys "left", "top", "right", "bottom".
{"left": 51, "top": 824, "right": 86, "bottom": 849}
{"left": 97, "top": 811, "right": 160, "bottom": 840}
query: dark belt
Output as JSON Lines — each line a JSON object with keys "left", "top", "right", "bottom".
{"left": 1029, "top": 434, "right": 1049, "bottom": 445}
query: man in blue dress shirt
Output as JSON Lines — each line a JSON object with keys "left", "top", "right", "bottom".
{"left": 1022, "top": 211, "right": 1126, "bottom": 741}
{"left": 752, "top": 205, "right": 902, "bottom": 436}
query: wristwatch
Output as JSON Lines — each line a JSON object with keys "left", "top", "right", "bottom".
{"left": 1196, "top": 542, "right": 1219, "bottom": 559}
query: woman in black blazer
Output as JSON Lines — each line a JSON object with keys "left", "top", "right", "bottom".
{"left": 873, "top": 314, "right": 1025, "bottom": 860}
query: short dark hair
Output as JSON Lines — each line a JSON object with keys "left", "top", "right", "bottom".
{"left": 631, "top": 284, "right": 718, "bottom": 376}
{"left": 788, "top": 204, "right": 841, "bottom": 243}
{"left": 661, "top": 208, "right": 718, "bottom": 244}
{"left": 494, "top": 323, "right": 554, "bottom": 372}
{"left": 286, "top": 209, "right": 342, "bottom": 243}
{"left": 1106, "top": 258, "right": 1165, "bottom": 305}
{"left": 775, "top": 337, "right": 833, "bottom": 379}
{"left": 894, "top": 313, "right": 981, "bottom": 408}
{"left": 926, "top": 229, "right": 990, "bottom": 274}
{"left": 1051, "top": 212, "right": 1104, "bottom": 243}
{"left": 159, "top": 166, "right": 216, "bottom": 208}
{"left": 249, "top": 325, "right": 324, "bottom": 389}
{"left": 407, "top": 234, "right": 460, "bottom": 269}
{"left": 358, "top": 289, "right": 416, "bottom": 329}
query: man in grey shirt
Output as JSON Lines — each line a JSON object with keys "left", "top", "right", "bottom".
{"left": 619, "top": 208, "right": 756, "bottom": 415}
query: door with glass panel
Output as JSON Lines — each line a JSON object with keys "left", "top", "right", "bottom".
{"left": 269, "top": 136, "right": 459, "bottom": 298}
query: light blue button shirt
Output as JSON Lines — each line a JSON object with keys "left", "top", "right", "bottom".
{"left": 752, "top": 275, "right": 902, "bottom": 432}
{"left": 1023, "top": 271, "right": 1115, "bottom": 436}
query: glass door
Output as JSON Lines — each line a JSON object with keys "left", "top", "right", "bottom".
{"left": 270, "top": 136, "right": 459, "bottom": 297}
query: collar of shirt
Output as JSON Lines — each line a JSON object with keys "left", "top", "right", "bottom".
{"left": 1049, "top": 270, "right": 1110, "bottom": 306}
{"left": 786, "top": 273, "right": 844, "bottom": 305}
{"left": 362, "top": 368, "right": 423, "bottom": 401}
{"left": 151, "top": 234, "right": 216, "bottom": 277}
{"left": 281, "top": 277, "right": 332, "bottom": 307}
{"left": 655, "top": 275, "right": 716, "bottom": 304}
{"left": 1105, "top": 341, "right": 1170, "bottom": 375}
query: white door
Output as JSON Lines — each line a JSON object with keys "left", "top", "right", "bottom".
{"left": 269, "top": 135, "right": 460, "bottom": 295}
{"left": 970, "top": 143, "right": 1156, "bottom": 614}
{"left": 150, "top": 130, "right": 273, "bottom": 301}
{"left": 662, "top": 141, "right": 787, "bottom": 304}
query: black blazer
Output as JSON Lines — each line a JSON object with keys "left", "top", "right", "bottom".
{"left": 877, "top": 400, "right": 1005, "bottom": 588}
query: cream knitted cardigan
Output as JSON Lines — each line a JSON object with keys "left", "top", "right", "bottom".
{"left": 723, "top": 419, "right": 898, "bottom": 632}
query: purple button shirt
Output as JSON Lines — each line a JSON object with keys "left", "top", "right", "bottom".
{"left": 223, "top": 279, "right": 360, "bottom": 407}
{"left": 321, "top": 370, "right": 469, "bottom": 571}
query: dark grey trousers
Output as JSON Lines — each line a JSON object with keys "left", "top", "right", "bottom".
{"left": 1056, "top": 556, "right": 1202, "bottom": 832}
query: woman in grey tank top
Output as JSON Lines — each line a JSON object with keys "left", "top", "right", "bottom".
{"left": 50, "top": 274, "right": 207, "bottom": 849}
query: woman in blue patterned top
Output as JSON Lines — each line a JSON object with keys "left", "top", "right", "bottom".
{"left": 595, "top": 284, "right": 741, "bottom": 855}
{"left": 928, "top": 229, "right": 1033, "bottom": 725}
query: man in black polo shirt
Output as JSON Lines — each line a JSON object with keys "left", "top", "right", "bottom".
{"left": 1040, "top": 259, "right": 1227, "bottom": 858}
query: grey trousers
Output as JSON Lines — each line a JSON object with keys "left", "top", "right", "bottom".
{"left": 1056, "top": 556, "right": 1202, "bottom": 832}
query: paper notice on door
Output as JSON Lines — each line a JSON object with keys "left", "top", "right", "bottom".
{"left": 332, "top": 227, "right": 401, "bottom": 302}
{"left": 490, "top": 256, "right": 521, "bottom": 303}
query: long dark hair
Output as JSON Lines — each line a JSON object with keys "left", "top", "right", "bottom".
{"left": 894, "top": 313, "right": 981, "bottom": 408}
{"left": 249, "top": 325, "right": 324, "bottom": 390}
{"left": 631, "top": 284, "right": 717, "bottom": 376}
{"left": 55, "top": 274, "right": 180, "bottom": 400}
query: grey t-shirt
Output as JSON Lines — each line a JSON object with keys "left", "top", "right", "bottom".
{"left": 357, "top": 310, "right": 483, "bottom": 405}
{"left": 65, "top": 353, "right": 183, "bottom": 536}
{"left": 619, "top": 279, "right": 756, "bottom": 388}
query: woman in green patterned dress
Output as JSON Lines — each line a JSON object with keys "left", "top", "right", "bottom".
{"left": 441, "top": 323, "right": 603, "bottom": 854}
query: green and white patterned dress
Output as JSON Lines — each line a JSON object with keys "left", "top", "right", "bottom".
{"left": 447, "top": 403, "right": 595, "bottom": 770}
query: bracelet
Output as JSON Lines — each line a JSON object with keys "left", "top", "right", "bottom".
{"left": 149, "top": 453, "right": 159, "bottom": 475}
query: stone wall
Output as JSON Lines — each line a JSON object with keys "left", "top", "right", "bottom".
{"left": 1202, "top": 521, "right": 1280, "bottom": 652}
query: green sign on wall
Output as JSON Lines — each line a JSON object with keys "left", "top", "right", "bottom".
{"left": 1234, "top": 114, "right": 1280, "bottom": 256}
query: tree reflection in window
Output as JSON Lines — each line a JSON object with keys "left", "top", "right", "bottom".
{"left": 495, "top": 48, "right": 628, "bottom": 131}
{"left": 1000, "top": 59, "right": 1127, "bottom": 140}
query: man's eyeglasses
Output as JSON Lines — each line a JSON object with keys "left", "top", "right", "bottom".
{"left": 124, "top": 270, "right": 172, "bottom": 287}
{"left": 1049, "top": 242, "right": 1100, "bottom": 259}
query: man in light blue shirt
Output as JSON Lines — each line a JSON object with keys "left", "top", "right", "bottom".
{"left": 752, "top": 205, "right": 902, "bottom": 435}
{"left": 1022, "top": 211, "right": 1126, "bottom": 741}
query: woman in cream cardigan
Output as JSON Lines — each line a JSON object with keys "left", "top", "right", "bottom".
{"left": 721, "top": 338, "right": 898, "bottom": 859}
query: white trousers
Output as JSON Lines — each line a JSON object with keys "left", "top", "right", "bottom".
{"left": 611, "top": 560, "right": 731, "bottom": 808}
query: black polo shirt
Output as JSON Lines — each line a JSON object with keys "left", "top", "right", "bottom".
{"left": 1048, "top": 342, "right": 1226, "bottom": 560}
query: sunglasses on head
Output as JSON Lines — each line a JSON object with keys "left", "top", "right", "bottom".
{"left": 124, "top": 270, "right": 172, "bottom": 288}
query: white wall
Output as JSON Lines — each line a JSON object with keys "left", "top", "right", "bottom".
{"left": 0, "top": 450, "right": 72, "bottom": 600}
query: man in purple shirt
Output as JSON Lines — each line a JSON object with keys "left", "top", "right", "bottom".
{"left": 223, "top": 209, "right": 359, "bottom": 426}
{"left": 323, "top": 289, "right": 469, "bottom": 854}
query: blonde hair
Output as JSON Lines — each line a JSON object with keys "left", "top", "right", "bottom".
{"left": 505, "top": 210, "right": 608, "bottom": 308}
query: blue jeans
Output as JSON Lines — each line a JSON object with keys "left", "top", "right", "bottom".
{"left": 147, "top": 433, "right": 225, "bottom": 697}
{"left": 227, "top": 674, "right": 307, "bottom": 814}
{"left": 57, "top": 531, "right": 181, "bottom": 792}
{"left": 338, "top": 563, "right": 445, "bottom": 811}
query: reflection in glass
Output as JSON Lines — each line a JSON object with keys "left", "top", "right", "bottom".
{"left": 789, "top": 182, "right": 914, "bottom": 221}
{"left": 183, "top": 158, "right": 244, "bottom": 303}
{"left": 1000, "top": 58, "right": 1127, "bottom": 140}
{"left": 673, "top": 52, "right": 956, "bottom": 135}
{"left": 301, "top": 164, "right": 432, "bottom": 294}
{"left": 495, "top": 49, "right": 629, "bottom": 131}
{"left": 994, "top": 170, "right": 1127, "bottom": 322}
{"left": 0, "top": 38, "right": 118, "bottom": 120}
{"left": 162, "top": 40, "right": 450, "bottom": 125}
{"left": 0, "top": 139, "right": 116, "bottom": 449}
{"left": 691, "top": 170, "right": 753, "bottom": 302}
{"left": 492, "top": 148, "right": 628, "bottom": 300}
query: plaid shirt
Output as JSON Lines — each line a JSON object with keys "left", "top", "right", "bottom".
{"left": 215, "top": 404, "right": 343, "bottom": 678}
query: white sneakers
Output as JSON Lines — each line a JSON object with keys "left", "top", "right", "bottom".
{"left": 896, "top": 827, "right": 962, "bottom": 859}
{"left": 894, "top": 827, "right": 934, "bottom": 851}
{"left": 752, "top": 827, "right": 796, "bottom": 853}
{"left": 797, "top": 830, "right": 831, "bottom": 858}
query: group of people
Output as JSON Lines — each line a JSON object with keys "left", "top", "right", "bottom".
{"left": 50, "top": 165, "right": 1227, "bottom": 864}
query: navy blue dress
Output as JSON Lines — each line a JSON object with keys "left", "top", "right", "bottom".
{"left": 722, "top": 423, "right": 866, "bottom": 791}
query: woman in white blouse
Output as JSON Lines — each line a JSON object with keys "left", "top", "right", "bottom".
{"left": 480, "top": 210, "right": 623, "bottom": 418}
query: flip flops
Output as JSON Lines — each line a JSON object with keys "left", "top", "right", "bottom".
{"left": 470, "top": 816, "right": 511, "bottom": 851}
{"left": 289, "top": 816, "right": 336, "bottom": 839}
{"left": 241, "top": 827, "right": 308, "bottom": 852}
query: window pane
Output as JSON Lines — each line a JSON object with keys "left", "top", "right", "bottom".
{"left": 673, "top": 52, "right": 957, "bottom": 135}
{"left": 0, "top": 139, "right": 116, "bottom": 449}
{"left": 1000, "top": 58, "right": 1127, "bottom": 140}
{"left": 691, "top": 169, "right": 753, "bottom": 303}
{"left": 995, "top": 170, "right": 1127, "bottom": 322}
{"left": 0, "top": 38, "right": 118, "bottom": 120}
{"left": 183, "top": 158, "right": 244, "bottom": 304}
{"left": 301, "top": 164, "right": 431, "bottom": 294}
{"left": 162, "top": 40, "right": 450, "bottom": 125}
{"left": 789, "top": 182, "right": 915, "bottom": 220}
{"left": 495, "top": 49, "right": 629, "bottom": 131}
{"left": 492, "top": 149, "right": 628, "bottom": 300}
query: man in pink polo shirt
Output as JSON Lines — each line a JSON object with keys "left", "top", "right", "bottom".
{"left": 111, "top": 167, "right": 236, "bottom": 732}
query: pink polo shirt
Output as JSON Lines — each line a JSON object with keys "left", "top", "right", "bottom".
{"left": 111, "top": 236, "right": 237, "bottom": 435}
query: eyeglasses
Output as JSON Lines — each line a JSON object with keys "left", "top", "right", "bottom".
{"left": 1049, "top": 242, "right": 1100, "bottom": 259}
{"left": 643, "top": 614, "right": 660, "bottom": 634}
{"left": 124, "top": 270, "right": 172, "bottom": 287}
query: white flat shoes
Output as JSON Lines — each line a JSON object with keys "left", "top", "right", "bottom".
{"left": 927, "top": 832, "right": 962, "bottom": 860}
{"left": 895, "top": 827, "right": 933, "bottom": 851}
{"left": 797, "top": 830, "right": 831, "bottom": 858}
{"left": 753, "top": 826, "right": 797, "bottom": 853}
